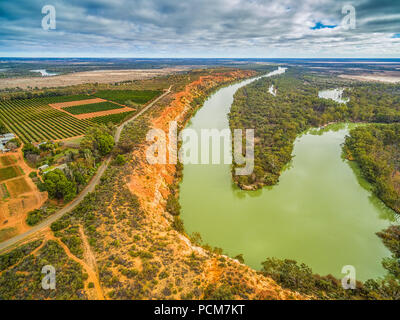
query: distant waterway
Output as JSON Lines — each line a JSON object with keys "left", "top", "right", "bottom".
{"left": 318, "top": 88, "right": 349, "bottom": 104}
{"left": 30, "top": 69, "right": 58, "bottom": 77}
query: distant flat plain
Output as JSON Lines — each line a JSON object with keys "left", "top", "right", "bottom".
{"left": 339, "top": 71, "right": 400, "bottom": 83}
{"left": 0, "top": 67, "right": 187, "bottom": 89}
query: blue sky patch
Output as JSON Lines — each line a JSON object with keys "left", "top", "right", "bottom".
{"left": 311, "top": 22, "right": 338, "bottom": 30}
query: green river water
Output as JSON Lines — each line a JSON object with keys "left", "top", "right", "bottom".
{"left": 179, "top": 71, "right": 397, "bottom": 281}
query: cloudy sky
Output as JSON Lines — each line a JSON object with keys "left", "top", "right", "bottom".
{"left": 0, "top": 0, "right": 399, "bottom": 58}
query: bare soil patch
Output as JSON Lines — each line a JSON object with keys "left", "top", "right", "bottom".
{"left": 339, "top": 72, "right": 400, "bottom": 83}
{"left": 6, "top": 177, "right": 32, "bottom": 197}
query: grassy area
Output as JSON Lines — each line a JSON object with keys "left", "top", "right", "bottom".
{"left": 94, "top": 90, "right": 162, "bottom": 105}
{"left": 0, "top": 155, "right": 17, "bottom": 167}
{"left": 0, "top": 166, "right": 24, "bottom": 182}
{"left": 90, "top": 111, "right": 135, "bottom": 125}
{"left": 62, "top": 101, "right": 125, "bottom": 115}
{"left": 0, "top": 240, "right": 87, "bottom": 299}
{"left": 6, "top": 177, "right": 31, "bottom": 196}
{"left": 38, "top": 94, "right": 94, "bottom": 103}
{"left": 52, "top": 148, "right": 79, "bottom": 162}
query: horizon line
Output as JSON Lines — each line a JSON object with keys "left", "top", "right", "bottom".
{"left": 1, "top": 57, "right": 400, "bottom": 60}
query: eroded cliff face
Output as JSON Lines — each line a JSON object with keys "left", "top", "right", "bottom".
{"left": 124, "top": 69, "right": 307, "bottom": 300}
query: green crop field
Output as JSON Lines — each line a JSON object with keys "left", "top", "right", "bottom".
{"left": 90, "top": 111, "right": 135, "bottom": 125}
{"left": 63, "top": 101, "right": 125, "bottom": 115}
{"left": 0, "top": 98, "right": 91, "bottom": 143}
{"left": 94, "top": 90, "right": 162, "bottom": 105}
{"left": 0, "top": 166, "right": 24, "bottom": 182}
{"left": 38, "top": 94, "right": 94, "bottom": 104}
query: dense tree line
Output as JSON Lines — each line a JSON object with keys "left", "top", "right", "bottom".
{"left": 343, "top": 124, "right": 400, "bottom": 213}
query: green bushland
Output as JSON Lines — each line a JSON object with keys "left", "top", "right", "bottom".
{"left": 343, "top": 123, "right": 400, "bottom": 213}
{"left": 0, "top": 240, "right": 87, "bottom": 300}
{"left": 26, "top": 207, "right": 56, "bottom": 226}
{"left": 94, "top": 90, "right": 162, "bottom": 105}
{"left": 112, "top": 154, "right": 126, "bottom": 166}
{"left": 166, "top": 194, "right": 181, "bottom": 216}
{"left": 54, "top": 225, "right": 84, "bottom": 259}
{"left": 43, "top": 169, "right": 77, "bottom": 202}
{"left": 0, "top": 240, "right": 42, "bottom": 271}
{"left": 63, "top": 101, "right": 124, "bottom": 115}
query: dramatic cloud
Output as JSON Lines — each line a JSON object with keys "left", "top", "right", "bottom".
{"left": 0, "top": 0, "right": 399, "bottom": 57}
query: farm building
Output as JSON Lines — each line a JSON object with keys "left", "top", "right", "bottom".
{"left": 38, "top": 164, "right": 49, "bottom": 172}
{"left": 0, "top": 133, "right": 16, "bottom": 153}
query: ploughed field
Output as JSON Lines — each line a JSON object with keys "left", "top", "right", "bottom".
{"left": 0, "top": 90, "right": 161, "bottom": 143}
{"left": 94, "top": 89, "right": 161, "bottom": 105}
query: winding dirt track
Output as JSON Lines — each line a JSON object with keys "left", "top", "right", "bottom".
{"left": 0, "top": 87, "right": 171, "bottom": 253}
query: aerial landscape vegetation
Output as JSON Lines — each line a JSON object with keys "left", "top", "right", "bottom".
{"left": 0, "top": 0, "right": 400, "bottom": 308}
